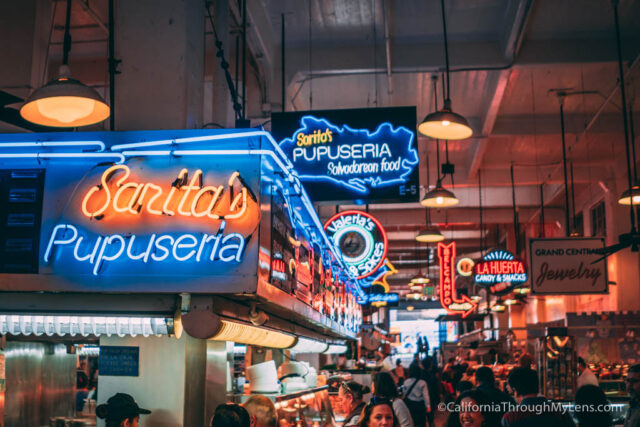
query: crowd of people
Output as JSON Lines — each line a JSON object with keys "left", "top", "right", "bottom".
{"left": 93, "top": 357, "right": 640, "bottom": 427}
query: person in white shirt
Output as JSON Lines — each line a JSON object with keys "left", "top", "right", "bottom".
{"left": 402, "top": 364, "right": 431, "bottom": 427}
{"left": 577, "top": 357, "right": 599, "bottom": 388}
{"left": 372, "top": 371, "right": 414, "bottom": 427}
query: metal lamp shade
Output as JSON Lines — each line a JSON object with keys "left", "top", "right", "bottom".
{"left": 20, "top": 76, "right": 110, "bottom": 127}
{"left": 420, "top": 185, "right": 459, "bottom": 208}
{"left": 618, "top": 185, "right": 640, "bottom": 205}
{"left": 418, "top": 109, "right": 472, "bottom": 140}
{"left": 410, "top": 274, "right": 431, "bottom": 284}
{"left": 415, "top": 226, "right": 445, "bottom": 242}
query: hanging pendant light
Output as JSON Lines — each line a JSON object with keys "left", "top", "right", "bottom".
{"left": 416, "top": 226, "right": 445, "bottom": 242}
{"left": 421, "top": 181, "right": 459, "bottom": 207}
{"left": 618, "top": 185, "right": 640, "bottom": 205}
{"left": 419, "top": 99, "right": 473, "bottom": 140}
{"left": 418, "top": 0, "right": 472, "bottom": 140}
{"left": 410, "top": 274, "right": 431, "bottom": 284}
{"left": 20, "top": 0, "right": 109, "bottom": 128}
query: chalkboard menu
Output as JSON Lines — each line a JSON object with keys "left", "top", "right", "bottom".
{"left": 99, "top": 346, "right": 139, "bottom": 376}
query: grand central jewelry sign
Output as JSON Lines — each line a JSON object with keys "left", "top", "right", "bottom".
{"left": 529, "top": 238, "right": 608, "bottom": 294}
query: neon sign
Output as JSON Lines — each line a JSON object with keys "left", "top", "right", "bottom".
{"left": 456, "top": 257, "right": 475, "bottom": 277}
{"left": 437, "top": 242, "right": 477, "bottom": 318}
{"left": 277, "top": 113, "right": 419, "bottom": 200}
{"left": 367, "top": 293, "right": 399, "bottom": 307}
{"left": 474, "top": 250, "right": 527, "bottom": 288}
{"left": 44, "top": 163, "right": 260, "bottom": 276}
{"left": 81, "top": 165, "right": 251, "bottom": 220}
{"left": 324, "top": 211, "right": 388, "bottom": 279}
{"left": 44, "top": 223, "right": 245, "bottom": 276}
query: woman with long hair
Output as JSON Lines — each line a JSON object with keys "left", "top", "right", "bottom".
{"left": 357, "top": 397, "right": 399, "bottom": 427}
{"left": 96, "top": 393, "right": 151, "bottom": 427}
{"left": 372, "top": 371, "right": 414, "bottom": 427}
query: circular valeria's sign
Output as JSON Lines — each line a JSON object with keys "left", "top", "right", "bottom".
{"left": 324, "top": 210, "right": 388, "bottom": 279}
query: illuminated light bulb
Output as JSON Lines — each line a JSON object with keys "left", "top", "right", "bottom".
{"left": 20, "top": 65, "right": 110, "bottom": 127}
{"left": 406, "top": 305, "right": 415, "bottom": 311}
{"left": 35, "top": 96, "right": 96, "bottom": 124}
{"left": 421, "top": 183, "right": 459, "bottom": 208}
{"left": 618, "top": 185, "right": 640, "bottom": 205}
{"left": 441, "top": 120, "right": 451, "bottom": 126}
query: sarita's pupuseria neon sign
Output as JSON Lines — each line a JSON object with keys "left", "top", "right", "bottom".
{"left": 279, "top": 116, "right": 418, "bottom": 195}
{"left": 45, "top": 165, "right": 259, "bottom": 275}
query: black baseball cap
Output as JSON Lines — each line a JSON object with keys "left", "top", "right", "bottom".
{"left": 100, "top": 393, "right": 151, "bottom": 419}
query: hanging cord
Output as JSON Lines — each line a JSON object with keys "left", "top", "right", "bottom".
{"left": 426, "top": 144, "right": 432, "bottom": 225}
{"left": 62, "top": 0, "right": 72, "bottom": 65}
{"left": 440, "top": 0, "right": 450, "bottom": 101}
{"left": 206, "top": 3, "right": 243, "bottom": 121}
{"left": 511, "top": 164, "right": 520, "bottom": 253}
{"left": 539, "top": 183, "right": 545, "bottom": 238}
{"left": 108, "top": 0, "right": 118, "bottom": 131}
{"left": 242, "top": 0, "right": 247, "bottom": 120}
{"left": 629, "top": 90, "right": 637, "bottom": 182}
{"left": 581, "top": 66, "right": 595, "bottom": 204}
{"left": 446, "top": 139, "right": 454, "bottom": 187}
{"left": 308, "top": 0, "right": 313, "bottom": 110}
{"left": 478, "top": 169, "right": 485, "bottom": 256}
{"left": 570, "top": 162, "right": 577, "bottom": 234}
{"left": 41, "top": 0, "right": 59, "bottom": 85}
{"left": 613, "top": 0, "right": 636, "bottom": 232}
{"left": 530, "top": 70, "right": 545, "bottom": 237}
{"left": 432, "top": 75, "right": 443, "bottom": 183}
{"left": 558, "top": 95, "right": 572, "bottom": 237}
{"left": 372, "top": 0, "right": 379, "bottom": 106}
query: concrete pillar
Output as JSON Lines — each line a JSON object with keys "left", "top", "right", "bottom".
{"left": 115, "top": 0, "right": 205, "bottom": 130}
{"left": 98, "top": 334, "right": 206, "bottom": 427}
{"left": 0, "top": 0, "right": 51, "bottom": 99}
{"left": 204, "top": 340, "right": 231, "bottom": 425}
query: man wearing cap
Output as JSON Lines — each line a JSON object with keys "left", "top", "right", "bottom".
{"left": 96, "top": 393, "right": 151, "bottom": 427}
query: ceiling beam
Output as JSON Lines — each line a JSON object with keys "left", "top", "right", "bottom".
{"left": 469, "top": 0, "right": 534, "bottom": 180}
{"left": 323, "top": 206, "right": 564, "bottom": 227}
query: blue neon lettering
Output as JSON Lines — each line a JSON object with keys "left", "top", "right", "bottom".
{"left": 219, "top": 233, "right": 246, "bottom": 262}
{"left": 94, "top": 234, "right": 126, "bottom": 275}
{"left": 74, "top": 235, "right": 101, "bottom": 262}
{"left": 43, "top": 224, "right": 247, "bottom": 275}
{"left": 173, "top": 234, "right": 198, "bottom": 261}
{"left": 152, "top": 235, "right": 174, "bottom": 261}
{"left": 279, "top": 116, "right": 418, "bottom": 195}
{"left": 45, "top": 224, "right": 78, "bottom": 262}
{"left": 126, "top": 235, "right": 148, "bottom": 261}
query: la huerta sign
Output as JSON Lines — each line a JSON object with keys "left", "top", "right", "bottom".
{"left": 272, "top": 107, "right": 419, "bottom": 203}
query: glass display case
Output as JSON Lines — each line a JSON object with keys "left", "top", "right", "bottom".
{"left": 538, "top": 330, "right": 577, "bottom": 400}
{"left": 230, "top": 386, "right": 334, "bottom": 427}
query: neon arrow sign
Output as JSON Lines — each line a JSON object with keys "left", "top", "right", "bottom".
{"left": 437, "top": 242, "right": 477, "bottom": 318}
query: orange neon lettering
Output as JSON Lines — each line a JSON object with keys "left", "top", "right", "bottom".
{"left": 137, "top": 183, "right": 164, "bottom": 215}
{"left": 177, "top": 170, "right": 202, "bottom": 216}
{"left": 113, "top": 183, "right": 143, "bottom": 214}
{"left": 162, "top": 169, "right": 188, "bottom": 216}
{"left": 226, "top": 188, "right": 247, "bottom": 219}
{"left": 190, "top": 185, "right": 223, "bottom": 218}
{"left": 80, "top": 166, "right": 254, "bottom": 222}
{"left": 81, "top": 165, "right": 129, "bottom": 218}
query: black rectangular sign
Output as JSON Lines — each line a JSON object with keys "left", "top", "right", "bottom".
{"left": 271, "top": 107, "right": 419, "bottom": 204}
